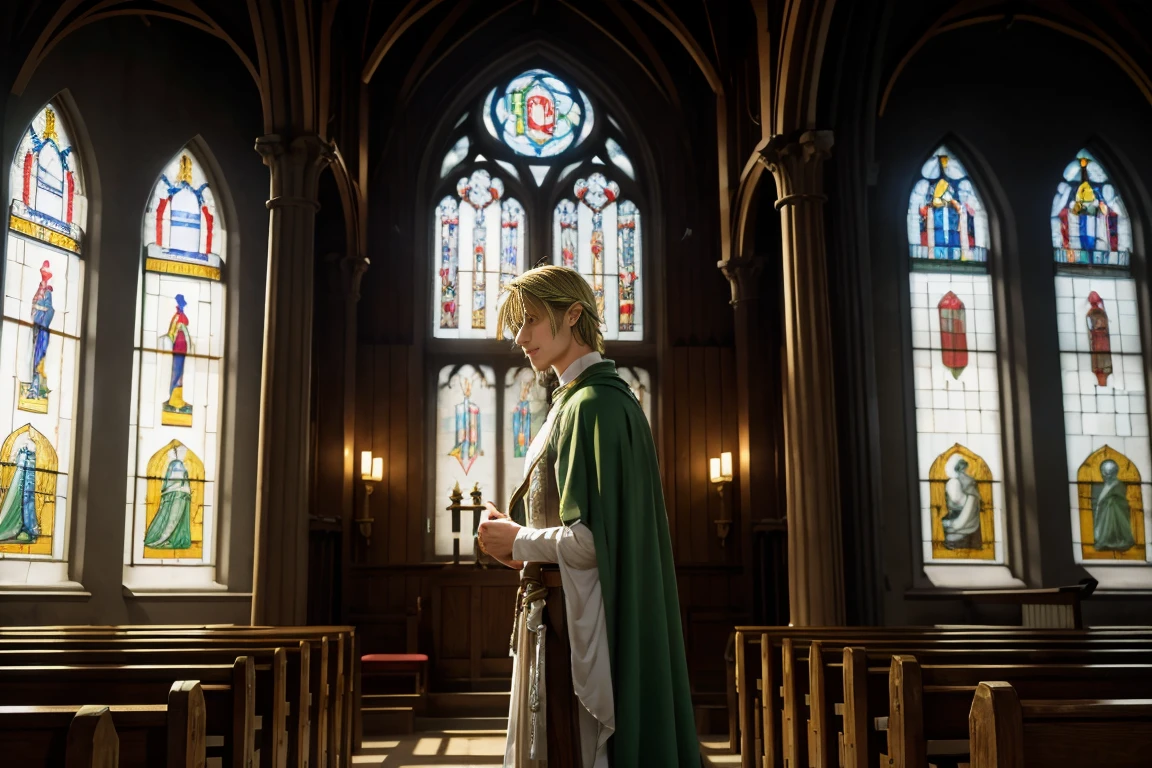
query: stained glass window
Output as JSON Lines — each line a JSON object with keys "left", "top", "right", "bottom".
{"left": 434, "top": 364, "right": 496, "bottom": 556}
{"left": 605, "top": 138, "right": 635, "bottom": 180}
{"left": 1051, "top": 153, "right": 1150, "bottom": 566}
{"left": 502, "top": 367, "right": 549, "bottom": 504}
{"left": 907, "top": 147, "right": 1006, "bottom": 565}
{"left": 488, "top": 69, "right": 593, "bottom": 158}
{"left": 428, "top": 73, "right": 653, "bottom": 558}
{"left": 124, "top": 149, "right": 225, "bottom": 576}
{"left": 432, "top": 170, "right": 526, "bottom": 340}
{"left": 0, "top": 103, "right": 87, "bottom": 581}
{"left": 553, "top": 173, "right": 642, "bottom": 341}
{"left": 440, "top": 136, "right": 470, "bottom": 177}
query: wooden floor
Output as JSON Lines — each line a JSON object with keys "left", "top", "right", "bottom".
{"left": 354, "top": 730, "right": 733, "bottom": 766}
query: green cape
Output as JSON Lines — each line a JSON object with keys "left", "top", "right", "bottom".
{"left": 550, "top": 360, "right": 700, "bottom": 766}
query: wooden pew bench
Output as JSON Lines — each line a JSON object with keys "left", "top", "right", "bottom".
{"left": 0, "top": 680, "right": 205, "bottom": 768}
{"left": 14, "top": 624, "right": 358, "bottom": 763}
{"left": 880, "top": 656, "right": 1152, "bottom": 768}
{"left": 733, "top": 624, "right": 1152, "bottom": 767}
{"left": 0, "top": 704, "right": 118, "bottom": 768}
{"left": 734, "top": 627, "right": 1152, "bottom": 768}
{"left": 969, "top": 681, "right": 1152, "bottom": 768}
{"left": 0, "top": 624, "right": 357, "bottom": 768}
{"left": 0, "top": 659, "right": 255, "bottom": 768}
{"left": 825, "top": 644, "right": 1152, "bottom": 768}
{"left": 0, "top": 644, "right": 291, "bottom": 768}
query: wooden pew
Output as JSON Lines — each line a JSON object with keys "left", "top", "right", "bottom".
{"left": 0, "top": 703, "right": 118, "bottom": 768}
{"left": 0, "top": 659, "right": 255, "bottom": 768}
{"left": 0, "top": 680, "right": 206, "bottom": 768}
{"left": 969, "top": 681, "right": 1152, "bottom": 768}
{"left": 0, "top": 624, "right": 356, "bottom": 767}
{"left": 883, "top": 655, "right": 1152, "bottom": 768}
{"left": 736, "top": 627, "right": 1152, "bottom": 768}
{"left": 0, "top": 645, "right": 290, "bottom": 768}
{"left": 732, "top": 624, "right": 1152, "bottom": 766}
{"left": 16, "top": 623, "right": 357, "bottom": 760}
{"left": 822, "top": 642, "right": 1152, "bottom": 768}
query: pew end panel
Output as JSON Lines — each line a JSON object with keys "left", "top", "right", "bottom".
{"left": 66, "top": 705, "right": 119, "bottom": 768}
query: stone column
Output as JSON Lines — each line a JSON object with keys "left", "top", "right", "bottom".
{"left": 761, "top": 130, "right": 845, "bottom": 626}
{"left": 251, "top": 133, "right": 332, "bottom": 626}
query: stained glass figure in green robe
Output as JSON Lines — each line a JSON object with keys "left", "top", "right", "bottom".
{"left": 1091, "top": 459, "right": 1136, "bottom": 552}
{"left": 143, "top": 451, "right": 193, "bottom": 550}
{"left": 0, "top": 444, "right": 39, "bottom": 543}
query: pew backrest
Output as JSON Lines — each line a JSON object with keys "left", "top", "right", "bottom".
{"left": 969, "top": 681, "right": 1152, "bottom": 768}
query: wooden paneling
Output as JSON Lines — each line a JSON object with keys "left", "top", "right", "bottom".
{"left": 353, "top": 343, "right": 422, "bottom": 565}
{"left": 662, "top": 346, "right": 741, "bottom": 566}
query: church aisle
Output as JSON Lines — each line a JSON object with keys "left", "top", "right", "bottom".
{"left": 354, "top": 730, "right": 506, "bottom": 766}
{"left": 353, "top": 731, "right": 734, "bottom": 766}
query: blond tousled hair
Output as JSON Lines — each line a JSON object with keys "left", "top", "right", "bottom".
{"left": 496, "top": 265, "right": 605, "bottom": 354}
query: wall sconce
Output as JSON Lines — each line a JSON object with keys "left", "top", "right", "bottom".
{"left": 709, "top": 451, "right": 733, "bottom": 547}
{"left": 357, "top": 450, "right": 384, "bottom": 542}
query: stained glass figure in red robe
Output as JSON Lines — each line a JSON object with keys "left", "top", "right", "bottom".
{"left": 161, "top": 294, "right": 193, "bottom": 426}
{"left": 1086, "top": 290, "right": 1112, "bottom": 387}
{"left": 937, "top": 291, "right": 968, "bottom": 379}
{"left": 1056, "top": 158, "right": 1120, "bottom": 265}
{"left": 918, "top": 155, "right": 978, "bottom": 261}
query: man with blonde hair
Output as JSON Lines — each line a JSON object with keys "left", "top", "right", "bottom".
{"left": 478, "top": 265, "right": 699, "bottom": 766}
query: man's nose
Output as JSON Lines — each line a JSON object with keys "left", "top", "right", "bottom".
{"left": 515, "top": 325, "right": 529, "bottom": 345}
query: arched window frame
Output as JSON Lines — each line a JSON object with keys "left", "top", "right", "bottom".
{"left": 1049, "top": 145, "right": 1152, "bottom": 588}
{"left": 0, "top": 98, "right": 93, "bottom": 589}
{"left": 122, "top": 141, "right": 231, "bottom": 591}
{"left": 419, "top": 63, "right": 657, "bottom": 561}
{"left": 903, "top": 141, "right": 1025, "bottom": 589}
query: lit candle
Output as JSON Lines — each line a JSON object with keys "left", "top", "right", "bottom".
{"left": 720, "top": 451, "right": 733, "bottom": 480}
{"left": 361, "top": 451, "right": 372, "bottom": 479}
{"left": 709, "top": 457, "right": 721, "bottom": 483}
{"left": 371, "top": 457, "right": 384, "bottom": 482}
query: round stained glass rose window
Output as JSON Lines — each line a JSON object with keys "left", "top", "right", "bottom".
{"left": 485, "top": 69, "right": 594, "bottom": 158}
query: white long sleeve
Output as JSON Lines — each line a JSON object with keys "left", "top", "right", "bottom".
{"left": 512, "top": 520, "right": 597, "bottom": 569}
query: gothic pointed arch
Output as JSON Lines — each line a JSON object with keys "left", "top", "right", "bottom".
{"left": 0, "top": 99, "right": 91, "bottom": 579}
{"left": 125, "top": 141, "right": 229, "bottom": 581}
{"left": 906, "top": 141, "right": 1009, "bottom": 569}
{"left": 1050, "top": 146, "right": 1152, "bottom": 570}
{"left": 422, "top": 60, "right": 655, "bottom": 558}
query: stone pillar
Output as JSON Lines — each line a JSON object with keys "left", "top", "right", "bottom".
{"left": 251, "top": 133, "right": 332, "bottom": 626}
{"left": 761, "top": 130, "right": 845, "bottom": 626}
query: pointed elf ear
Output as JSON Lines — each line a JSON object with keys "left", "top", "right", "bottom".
{"left": 567, "top": 302, "right": 583, "bottom": 327}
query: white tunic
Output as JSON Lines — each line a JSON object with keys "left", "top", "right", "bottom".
{"left": 504, "top": 352, "right": 614, "bottom": 768}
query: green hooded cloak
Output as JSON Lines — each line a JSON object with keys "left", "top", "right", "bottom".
{"left": 548, "top": 359, "right": 699, "bottom": 766}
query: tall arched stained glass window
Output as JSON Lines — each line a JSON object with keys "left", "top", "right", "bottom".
{"left": 0, "top": 103, "right": 88, "bottom": 582}
{"left": 1051, "top": 152, "right": 1151, "bottom": 573}
{"left": 907, "top": 147, "right": 1007, "bottom": 570}
{"left": 553, "top": 174, "right": 643, "bottom": 340}
{"left": 424, "top": 68, "right": 653, "bottom": 558}
{"left": 124, "top": 148, "right": 226, "bottom": 585}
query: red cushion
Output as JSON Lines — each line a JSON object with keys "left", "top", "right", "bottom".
{"left": 361, "top": 653, "right": 428, "bottom": 664}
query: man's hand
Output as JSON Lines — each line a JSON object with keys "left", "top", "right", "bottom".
{"left": 478, "top": 502, "right": 523, "bottom": 570}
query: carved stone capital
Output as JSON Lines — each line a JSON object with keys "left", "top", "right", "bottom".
{"left": 717, "top": 256, "right": 768, "bottom": 306}
{"left": 758, "top": 130, "right": 834, "bottom": 209}
{"left": 255, "top": 133, "right": 334, "bottom": 211}
{"left": 340, "top": 254, "right": 370, "bottom": 302}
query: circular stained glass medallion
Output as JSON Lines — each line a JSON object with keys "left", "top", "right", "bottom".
{"left": 491, "top": 69, "right": 591, "bottom": 158}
